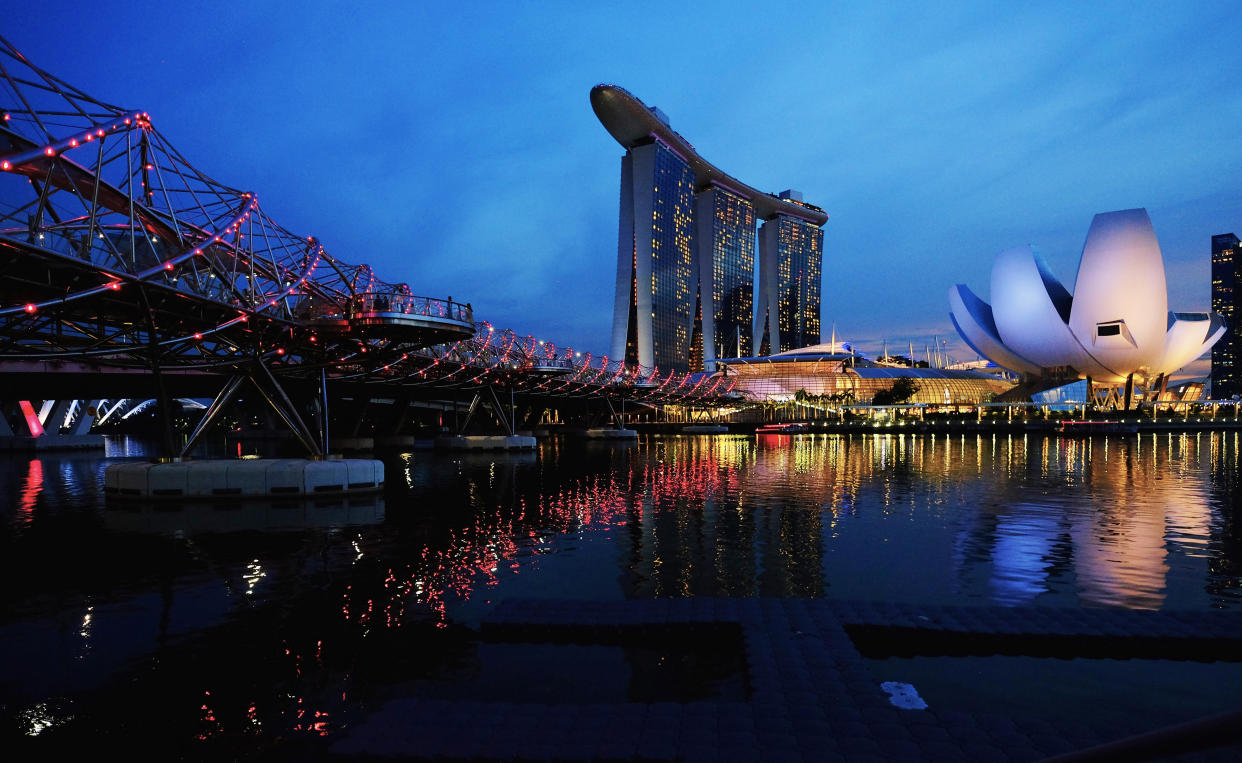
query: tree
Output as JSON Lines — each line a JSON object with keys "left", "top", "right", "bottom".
{"left": 872, "top": 377, "right": 919, "bottom": 406}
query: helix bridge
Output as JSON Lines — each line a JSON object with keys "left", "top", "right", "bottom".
{"left": 0, "top": 36, "right": 736, "bottom": 453}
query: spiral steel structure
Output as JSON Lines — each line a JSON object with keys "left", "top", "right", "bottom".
{"left": 0, "top": 38, "right": 735, "bottom": 406}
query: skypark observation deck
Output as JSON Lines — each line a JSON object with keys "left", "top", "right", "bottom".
{"left": 590, "top": 84, "right": 828, "bottom": 225}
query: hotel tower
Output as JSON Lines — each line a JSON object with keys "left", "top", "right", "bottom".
{"left": 591, "top": 85, "right": 828, "bottom": 373}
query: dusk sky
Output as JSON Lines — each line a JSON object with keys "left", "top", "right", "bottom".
{"left": 7, "top": 2, "right": 1241, "bottom": 375}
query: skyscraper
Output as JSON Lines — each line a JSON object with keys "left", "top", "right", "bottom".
{"left": 1211, "top": 232, "right": 1240, "bottom": 398}
{"left": 608, "top": 140, "right": 697, "bottom": 371}
{"left": 592, "top": 84, "right": 828, "bottom": 372}
{"left": 696, "top": 186, "right": 757, "bottom": 364}
{"left": 756, "top": 193, "right": 825, "bottom": 355}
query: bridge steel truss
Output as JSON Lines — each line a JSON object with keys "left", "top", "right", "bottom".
{"left": 0, "top": 37, "right": 735, "bottom": 453}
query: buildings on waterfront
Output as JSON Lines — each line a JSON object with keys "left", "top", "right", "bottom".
{"left": 1211, "top": 232, "right": 1240, "bottom": 398}
{"left": 949, "top": 209, "right": 1225, "bottom": 404}
{"left": 715, "top": 343, "right": 1014, "bottom": 405}
{"left": 591, "top": 85, "right": 827, "bottom": 373}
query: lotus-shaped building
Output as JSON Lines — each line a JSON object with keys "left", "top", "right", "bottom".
{"left": 949, "top": 209, "right": 1225, "bottom": 386}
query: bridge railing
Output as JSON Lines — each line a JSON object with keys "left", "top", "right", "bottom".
{"left": 348, "top": 293, "right": 472, "bottom": 322}
{"left": 287, "top": 293, "right": 473, "bottom": 324}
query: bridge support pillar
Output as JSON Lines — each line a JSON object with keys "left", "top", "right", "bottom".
{"left": 181, "top": 366, "right": 322, "bottom": 458}
{"left": 457, "top": 385, "right": 516, "bottom": 436}
{"left": 0, "top": 399, "right": 105, "bottom": 450}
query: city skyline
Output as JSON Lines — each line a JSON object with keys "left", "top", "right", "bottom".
{"left": 5, "top": 2, "right": 1240, "bottom": 376}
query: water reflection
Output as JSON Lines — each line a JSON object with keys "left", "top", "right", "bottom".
{"left": 100, "top": 497, "right": 385, "bottom": 534}
{"left": 383, "top": 432, "right": 1239, "bottom": 615}
{"left": 1, "top": 432, "right": 1240, "bottom": 755}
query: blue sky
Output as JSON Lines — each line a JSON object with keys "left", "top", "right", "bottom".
{"left": 6, "top": 1, "right": 1241, "bottom": 373}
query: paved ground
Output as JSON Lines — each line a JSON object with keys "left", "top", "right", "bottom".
{"left": 331, "top": 598, "right": 1242, "bottom": 761}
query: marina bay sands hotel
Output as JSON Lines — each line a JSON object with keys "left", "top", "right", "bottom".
{"left": 591, "top": 84, "right": 828, "bottom": 373}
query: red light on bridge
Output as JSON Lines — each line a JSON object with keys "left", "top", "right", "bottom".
{"left": 164, "top": 262, "right": 174, "bottom": 270}
{"left": 43, "top": 146, "right": 55, "bottom": 156}
{"left": 18, "top": 400, "right": 43, "bottom": 437}
{"left": 194, "top": 333, "right": 203, "bottom": 340}
{"left": 24, "top": 303, "right": 36, "bottom": 313}
{"left": 276, "top": 348, "right": 285, "bottom": 355}
{"left": 1, "top": 161, "right": 10, "bottom": 170}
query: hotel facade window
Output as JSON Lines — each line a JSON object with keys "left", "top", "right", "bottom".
{"left": 1211, "top": 232, "right": 1240, "bottom": 398}
{"left": 595, "top": 84, "right": 827, "bottom": 372}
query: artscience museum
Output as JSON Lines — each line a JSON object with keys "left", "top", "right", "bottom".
{"left": 949, "top": 209, "right": 1225, "bottom": 401}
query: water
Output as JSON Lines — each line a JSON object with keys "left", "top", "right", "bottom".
{"left": 1, "top": 431, "right": 1240, "bottom": 757}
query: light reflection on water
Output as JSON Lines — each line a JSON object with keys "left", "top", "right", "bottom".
{"left": 0, "top": 431, "right": 1239, "bottom": 753}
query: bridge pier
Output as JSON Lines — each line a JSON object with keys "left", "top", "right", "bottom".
{"left": 180, "top": 365, "right": 322, "bottom": 458}
{"left": 0, "top": 398, "right": 105, "bottom": 450}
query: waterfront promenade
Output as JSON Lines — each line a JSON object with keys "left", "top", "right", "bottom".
{"left": 337, "top": 597, "right": 1242, "bottom": 762}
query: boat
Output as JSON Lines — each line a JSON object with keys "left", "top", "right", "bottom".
{"left": 1054, "top": 420, "right": 1139, "bottom": 435}
{"left": 756, "top": 422, "right": 810, "bottom": 434}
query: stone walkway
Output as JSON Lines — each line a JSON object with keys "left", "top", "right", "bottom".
{"left": 331, "top": 598, "right": 1242, "bottom": 761}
